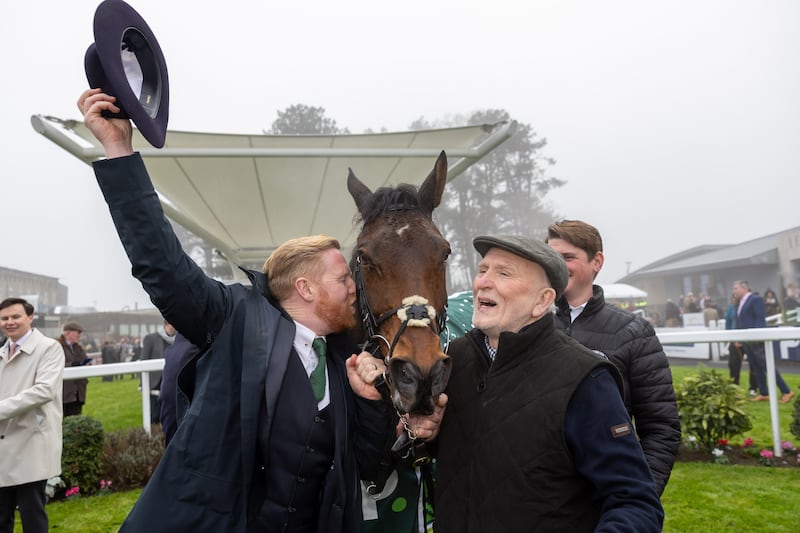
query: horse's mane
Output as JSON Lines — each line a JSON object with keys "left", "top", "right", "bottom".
{"left": 355, "top": 184, "right": 425, "bottom": 226}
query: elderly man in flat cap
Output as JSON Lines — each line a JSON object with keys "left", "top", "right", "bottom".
{"left": 58, "top": 321, "right": 90, "bottom": 416}
{"left": 433, "top": 235, "right": 664, "bottom": 533}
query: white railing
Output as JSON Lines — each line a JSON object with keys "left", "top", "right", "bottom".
{"left": 64, "top": 359, "right": 165, "bottom": 434}
{"left": 657, "top": 326, "right": 800, "bottom": 457}
{"left": 65, "top": 326, "right": 800, "bottom": 457}
{"left": 775, "top": 308, "right": 799, "bottom": 324}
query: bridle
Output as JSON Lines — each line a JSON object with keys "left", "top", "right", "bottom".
{"left": 353, "top": 254, "right": 449, "bottom": 363}
{"left": 353, "top": 252, "right": 449, "bottom": 471}
{"left": 351, "top": 216, "right": 449, "bottom": 507}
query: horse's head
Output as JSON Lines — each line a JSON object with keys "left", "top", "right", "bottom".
{"left": 348, "top": 151, "right": 452, "bottom": 416}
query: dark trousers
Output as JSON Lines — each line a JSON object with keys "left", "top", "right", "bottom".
{"left": 0, "top": 480, "right": 48, "bottom": 533}
{"left": 744, "top": 342, "right": 791, "bottom": 395}
{"left": 748, "top": 366, "right": 757, "bottom": 392}
{"left": 63, "top": 401, "right": 84, "bottom": 417}
{"left": 149, "top": 394, "right": 160, "bottom": 424}
{"left": 728, "top": 342, "right": 744, "bottom": 385}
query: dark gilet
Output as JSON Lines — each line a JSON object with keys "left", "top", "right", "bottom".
{"left": 436, "top": 318, "right": 619, "bottom": 532}
{"left": 249, "top": 350, "right": 337, "bottom": 533}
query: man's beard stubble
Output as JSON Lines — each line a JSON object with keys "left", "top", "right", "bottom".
{"left": 318, "top": 288, "right": 357, "bottom": 333}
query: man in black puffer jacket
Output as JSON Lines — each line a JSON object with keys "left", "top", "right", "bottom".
{"left": 547, "top": 219, "right": 681, "bottom": 495}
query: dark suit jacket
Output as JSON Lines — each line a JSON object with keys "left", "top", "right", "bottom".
{"left": 94, "top": 154, "right": 392, "bottom": 533}
{"left": 738, "top": 293, "right": 766, "bottom": 329}
{"left": 141, "top": 330, "right": 170, "bottom": 389}
{"left": 159, "top": 333, "right": 200, "bottom": 445}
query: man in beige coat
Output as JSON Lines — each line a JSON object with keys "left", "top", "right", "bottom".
{"left": 0, "top": 298, "right": 64, "bottom": 533}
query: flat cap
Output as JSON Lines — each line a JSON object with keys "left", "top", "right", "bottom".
{"left": 473, "top": 235, "right": 568, "bottom": 298}
{"left": 62, "top": 322, "right": 84, "bottom": 332}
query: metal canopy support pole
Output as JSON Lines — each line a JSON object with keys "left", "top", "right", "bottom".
{"left": 446, "top": 120, "right": 518, "bottom": 179}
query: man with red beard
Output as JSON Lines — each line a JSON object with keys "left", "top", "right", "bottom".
{"left": 78, "top": 88, "right": 402, "bottom": 533}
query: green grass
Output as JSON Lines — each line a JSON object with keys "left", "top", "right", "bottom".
{"left": 663, "top": 462, "right": 800, "bottom": 533}
{"left": 664, "top": 365, "right": 800, "bottom": 532}
{"left": 83, "top": 376, "right": 147, "bottom": 432}
{"left": 31, "top": 490, "right": 141, "bottom": 533}
{"left": 14, "top": 365, "right": 800, "bottom": 532}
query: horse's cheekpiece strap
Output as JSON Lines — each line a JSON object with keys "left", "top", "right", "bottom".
{"left": 362, "top": 340, "right": 381, "bottom": 357}
{"left": 373, "top": 372, "right": 391, "bottom": 401}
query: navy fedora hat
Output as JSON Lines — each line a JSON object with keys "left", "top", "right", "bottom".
{"left": 84, "top": 0, "right": 169, "bottom": 148}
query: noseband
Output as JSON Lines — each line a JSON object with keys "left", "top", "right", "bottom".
{"left": 353, "top": 255, "right": 449, "bottom": 362}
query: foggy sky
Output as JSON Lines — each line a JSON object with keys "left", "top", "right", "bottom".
{"left": 3, "top": 0, "right": 799, "bottom": 310}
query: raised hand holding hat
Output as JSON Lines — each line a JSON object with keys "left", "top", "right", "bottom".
{"left": 84, "top": 0, "right": 169, "bottom": 148}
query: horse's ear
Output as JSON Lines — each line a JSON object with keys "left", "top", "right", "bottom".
{"left": 418, "top": 151, "right": 447, "bottom": 214}
{"left": 347, "top": 167, "right": 372, "bottom": 214}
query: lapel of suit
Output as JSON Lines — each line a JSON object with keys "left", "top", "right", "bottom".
{"left": 323, "top": 339, "right": 349, "bottom": 504}
{"left": 739, "top": 295, "right": 749, "bottom": 323}
{"left": 264, "top": 316, "right": 295, "bottom": 416}
{"left": 239, "top": 297, "right": 290, "bottom": 483}
{"left": 326, "top": 335, "right": 355, "bottom": 463}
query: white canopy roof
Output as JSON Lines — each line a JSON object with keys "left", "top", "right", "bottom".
{"left": 601, "top": 283, "right": 648, "bottom": 300}
{"left": 32, "top": 115, "right": 514, "bottom": 269}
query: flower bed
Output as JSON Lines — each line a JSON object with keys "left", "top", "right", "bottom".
{"left": 678, "top": 436, "right": 800, "bottom": 467}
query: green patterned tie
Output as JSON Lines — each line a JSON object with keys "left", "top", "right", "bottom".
{"left": 310, "top": 337, "right": 327, "bottom": 402}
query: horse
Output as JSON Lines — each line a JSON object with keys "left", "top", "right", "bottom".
{"left": 347, "top": 151, "right": 452, "bottom": 418}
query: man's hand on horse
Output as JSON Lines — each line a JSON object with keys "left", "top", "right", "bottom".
{"left": 398, "top": 393, "right": 447, "bottom": 441}
{"left": 78, "top": 88, "right": 135, "bottom": 159}
{"left": 346, "top": 351, "right": 387, "bottom": 401}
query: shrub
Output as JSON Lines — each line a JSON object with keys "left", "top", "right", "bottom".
{"left": 99, "top": 427, "right": 164, "bottom": 491}
{"left": 62, "top": 415, "right": 105, "bottom": 496}
{"left": 675, "top": 367, "right": 752, "bottom": 450}
{"left": 790, "top": 389, "right": 800, "bottom": 439}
